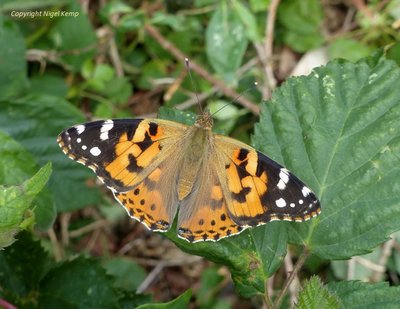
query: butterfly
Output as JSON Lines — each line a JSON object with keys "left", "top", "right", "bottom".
{"left": 57, "top": 111, "right": 321, "bottom": 242}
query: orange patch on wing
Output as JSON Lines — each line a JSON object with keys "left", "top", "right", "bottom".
{"left": 226, "top": 163, "right": 243, "bottom": 194}
{"left": 244, "top": 150, "right": 258, "bottom": 174}
{"left": 225, "top": 148, "right": 268, "bottom": 218}
{"left": 211, "top": 185, "right": 223, "bottom": 200}
{"left": 133, "top": 122, "right": 164, "bottom": 142}
{"left": 105, "top": 131, "right": 162, "bottom": 186}
{"left": 178, "top": 201, "right": 243, "bottom": 242}
{"left": 115, "top": 179, "right": 170, "bottom": 231}
{"left": 136, "top": 141, "right": 161, "bottom": 167}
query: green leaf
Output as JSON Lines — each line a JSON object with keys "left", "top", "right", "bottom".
{"left": 151, "top": 12, "right": 185, "bottom": 31}
{"left": 137, "top": 289, "right": 192, "bottom": 309}
{"left": 206, "top": 1, "right": 248, "bottom": 83}
{"left": 232, "top": 0, "right": 261, "bottom": 42}
{"left": 0, "top": 163, "right": 52, "bottom": 248}
{"left": 158, "top": 107, "right": 197, "bottom": 126}
{"left": 0, "top": 232, "right": 54, "bottom": 306}
{"left": 30, "top": 74, "right": 69, "bottom": 98}
{"left": 295, "top": 276, "right": 340, "bottom": 309}
{"left": 99, "top": 0, "right": 133, "bottom": 20}
{"left": 253, "top": 59, "right": 400, "bottom": 259}
{"left": 39, "top": 257, "right": 119, "bottom": 308}
{"left": 195, "top": 266, "right": 231, "bottom": 309}
{"left": 387, "top": 42, "right": 400, "bottom": 66}
{"left": 102, "top": 257, "right": 147, "bottom": 291}
{"left": 0, "top": 132, "right": 56, "bottom": 230}
{"left": 329, "top": 39, "right": 373, "bottom": 62}
{"left": 0, "top": 20, "right": 29, "bottom": 100}
{"left": 250, "top": 0, "right": 270, "bottom": 12}
{"left": 277, "top": 0, "right": 324, "bottom": 52}
{"left": 118, "top": 11, "right": 146, "bottom": 32}
{"left": 0, "top": 95, "right": 102, "bottom": 212}
{"left": 327, "top": 281, "right": 400, "bottom": 308}
{"left": 48, "top": 2, "right": 96, "bottom": 71}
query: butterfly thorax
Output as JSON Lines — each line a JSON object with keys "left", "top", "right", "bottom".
{"left": 194, "top": 112, "right": 213, "bottom": 130}
{"left": 177, "top": 122, "right": 213, "bottom": 200}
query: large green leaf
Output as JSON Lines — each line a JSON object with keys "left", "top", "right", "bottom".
{"left": 0, "top": 20, "right": 28, "bottom": 100}
{"left": 0, "top": 132, "right": 56, "bottom": 230}
{"left": 206, "top": 1, "right": 248, "bottom": 83}
{"left": 327, "top": 281, "right": 400, "bottom": 308}
{"left": 253, "top": 59, "right": 400, "bottom": 259}
{"left": 0, "top": 95, "right": 101, "bottom": 212}
{"left": 0, "top": 163, "right": 52, "bottom": 248}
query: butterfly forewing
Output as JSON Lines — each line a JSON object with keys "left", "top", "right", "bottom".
{"left": 57, "top": 119, "right": 185, "bottom": 191}
{"left": 214, "top": 135, "right": 321, "bottom": 227}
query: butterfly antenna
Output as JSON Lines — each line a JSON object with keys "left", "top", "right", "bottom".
{"left": 185, "top": 58, "right": 203, "bottom": 114}
{"left": 210, "top": 82, "right": 259, "bottom": 117}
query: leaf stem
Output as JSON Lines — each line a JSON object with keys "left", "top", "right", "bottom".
{"left": 263, "top": 281, "right": 274, "bottom": 309}
{"left": 273, "top": 249, "right": 309, "bottom": 309}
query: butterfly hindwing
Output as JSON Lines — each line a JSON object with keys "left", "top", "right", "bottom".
{"left": 177, "top": 161, "right": 243, "bottom": 242}
{"left": 114, "top": 161, "right": 180, "bottom": 232}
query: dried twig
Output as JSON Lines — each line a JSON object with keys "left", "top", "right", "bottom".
{"left": 263, "top": 278, "right": 274, "bottom": 309}
{"left": 137, "top": 262, "right": 165, "bottom": 293}
{"left": 144, "top": 23, "right": 260, "bottom": 115}
{"left": 48, "top": 227, "right": 63, "bottom": 262}
{"left": 370, "top": 239, "right": 395, "bottom": 282}
{"left": 60, "top": 213, "right": 71, "bottom": 246}
{"left": 263, "top": 0, "right": 280, "bottom": 95}
{"left": 273, "top": 250, "right": 309, "bottom": 309}
{"left": 284, "top": 250, "right": 301, "bottom": 306}
{"left": 69, "top": 219, "right": 109, "bottom": 238}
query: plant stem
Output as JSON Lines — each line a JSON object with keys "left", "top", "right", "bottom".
{"left": 263, "top": 281, "right": 274, "bottom": 309}
{"left": 273, "top": 250, "right": 309, "bottom": 309}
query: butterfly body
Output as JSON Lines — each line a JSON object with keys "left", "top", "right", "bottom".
{"left": 58, "top": 113, "right": 321, "bottom": 242}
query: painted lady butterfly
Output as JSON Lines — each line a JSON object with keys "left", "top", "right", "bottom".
{"left": 58, "top": 111, "right": 320, "bottom": 242}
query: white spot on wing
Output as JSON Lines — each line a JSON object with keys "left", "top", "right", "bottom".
{"left": 276, "top": 198, "right": 286, "bottom": 208}
{"left": 82, "top": 145, "right": 87, "bottom": 150}
{"left": 75, "top": 125, "right": 85, "bottom": 135}
{"left": 299, "top": 199, "right": 304, "bottom": 205}
{"left": 100, "top": 119, "right": 114, "bottom": 141}
{"left": 277, "top": 168, "right": 289, "bottom": 190}
{"left": 90, "top": 147, "right": 101, "bottom": 156}
{"left": 302, "top": 186, "right": 311, "bottom": 197}
{"left": 290, "top": 203, "right": 295, "bottom": 208}
{"left": 77, "top": 138, "right": 81, "bottom": 143}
